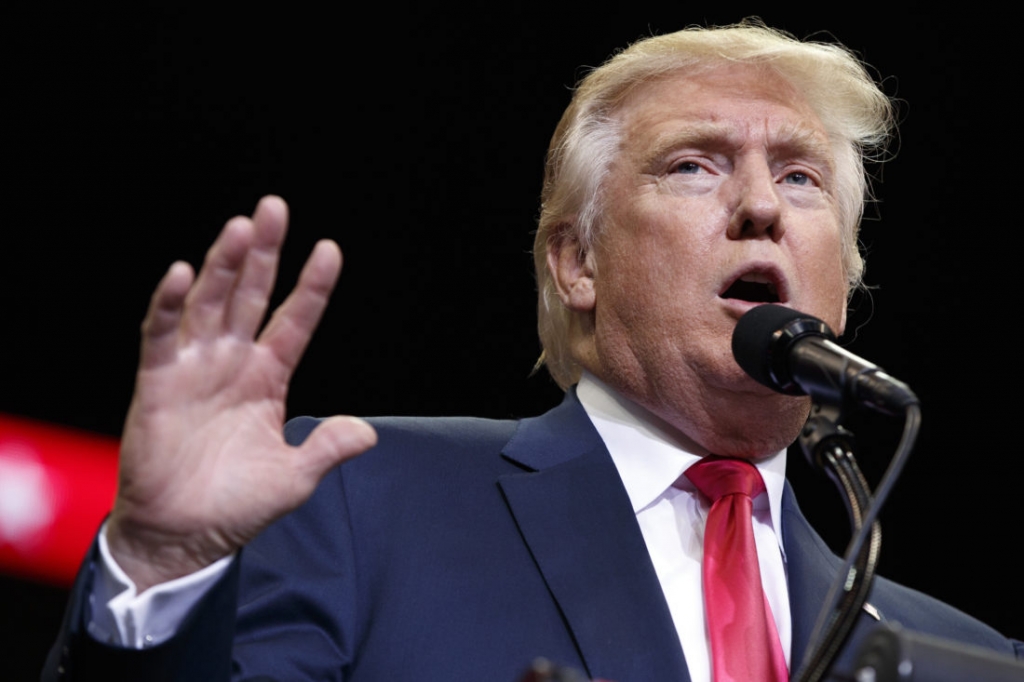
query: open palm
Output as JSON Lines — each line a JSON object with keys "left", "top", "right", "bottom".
{"left": 106, "top": 197, "right": 377, "bottom": 592}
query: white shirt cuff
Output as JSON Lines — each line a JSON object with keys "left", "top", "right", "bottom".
{"left": 87, "top": 522, "right": 234, "bottom": 649}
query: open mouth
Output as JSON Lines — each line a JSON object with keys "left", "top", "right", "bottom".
{"left": 720, "top": 272, "right": 782, "bottom": 303}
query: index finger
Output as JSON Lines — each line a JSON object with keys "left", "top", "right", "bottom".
{"left": 138, "top": 260, "right": 196, "bottom": 369}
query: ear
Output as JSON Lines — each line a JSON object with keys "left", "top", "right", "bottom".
{"left": 546, "top": 227, "right": 596, "bottom": 313}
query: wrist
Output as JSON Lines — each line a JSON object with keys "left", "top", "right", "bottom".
{"left": 105, "top": 513, "right": 232, "bottom": 594}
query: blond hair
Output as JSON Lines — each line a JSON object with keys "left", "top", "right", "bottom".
{"left": 533, "top": 20, "right": 895, "bottom": 389}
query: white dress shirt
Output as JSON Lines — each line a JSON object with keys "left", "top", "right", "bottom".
{"left": 92, "top": 374, "right": 792, "bottom": 682}
{"left": 576, "top": 371, "right": 791, "bottom": 682}
{"left": 89, "top": 527, "right": 232, "bottom": 648}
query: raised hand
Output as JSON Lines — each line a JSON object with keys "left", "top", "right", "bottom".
{"left": 106, "top": 196, "right": 377, "bottom": 592}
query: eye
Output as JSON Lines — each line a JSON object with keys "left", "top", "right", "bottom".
{"left": 782, "top": 171, "right": 812, "bottom": 186}
{"left": 673, "top": 161, "right": 703, "bottom": 174}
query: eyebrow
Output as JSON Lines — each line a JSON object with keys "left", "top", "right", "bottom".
{"left": 639, "top": 121, "right": 739, "bottom": 169}
{"left": 767, "top": 121, "right": 836, "bottom": 172}
{"left": 638, "top": 119, "right": 836, "bottom": 175}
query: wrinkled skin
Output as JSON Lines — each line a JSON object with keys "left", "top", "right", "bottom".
{"left": 107, "top": 197, "right": 377, "bottom": 592}
{"left": 549, "top": 65, "right": 849, "bottom": 459}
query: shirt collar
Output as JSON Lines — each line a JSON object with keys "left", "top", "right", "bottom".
{"left": 576, "top": 371, "right": 788, "bottom": 555}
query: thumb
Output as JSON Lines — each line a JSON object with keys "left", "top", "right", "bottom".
{"left": 296, "top": 415, "right": 378, "bottom": 483}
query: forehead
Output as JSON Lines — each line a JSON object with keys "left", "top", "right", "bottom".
{"left": 612, "top": 64, "right": 834, "bottom": 168}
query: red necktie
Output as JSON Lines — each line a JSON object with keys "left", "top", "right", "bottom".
{"left": 685, "top": 456, "right": 788, "bottom": 682}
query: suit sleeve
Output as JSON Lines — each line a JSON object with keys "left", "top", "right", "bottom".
{"left": 41, "top": 544, "right": 240, "bottom": 682}
{"left": 228, "top": 421, "right": 361, "bottom": 680}
{"left": 42, "top": 416, "right": 357, "bottom": 682}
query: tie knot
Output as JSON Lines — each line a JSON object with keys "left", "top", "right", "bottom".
{"left": 684, "top": 456, "right": 765, "bottom": 503}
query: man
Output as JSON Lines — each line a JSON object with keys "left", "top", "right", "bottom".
{"left": 44, "top": 22, "right": 1021, "bottom": 681}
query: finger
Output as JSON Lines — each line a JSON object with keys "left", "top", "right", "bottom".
{"left": 295, "top": 415, "right": 378, "bottom": 486}
{"left": 180, "top": 215, "right": 255, "bottom": 340}
{"left": 258, "top": 239, "right": 342, "bottom": 372}
{"left": 225, "top": 196, "right": 289, "bottom": 339}
{"left": 139, "top": 261, "right": 195, "bottom": 369}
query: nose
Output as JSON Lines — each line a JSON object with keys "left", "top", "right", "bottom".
{"left": 726, "top": 159, "right": 784, "bottom": 241}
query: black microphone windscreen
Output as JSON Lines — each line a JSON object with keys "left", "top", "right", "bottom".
{"left": 731, "top": 304, "right": 835, "bottom": 394}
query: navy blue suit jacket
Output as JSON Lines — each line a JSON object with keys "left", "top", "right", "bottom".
{"left": 45, "top": 390, "right": 1021, "bottom": 680}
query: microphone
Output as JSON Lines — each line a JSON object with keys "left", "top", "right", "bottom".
{"left": 732, "top": 305, "right": 917, "bottom": 415}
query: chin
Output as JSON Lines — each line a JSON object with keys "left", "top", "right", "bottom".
{"left": 707, "top": 430, "right": 798, "bottom": 461}
{"left": 697, "top": 391, "right": 811, "bottom": 460}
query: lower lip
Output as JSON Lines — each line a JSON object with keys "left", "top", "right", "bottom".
{"left": 718, "top": 298, "right": 787, "bottom": 318}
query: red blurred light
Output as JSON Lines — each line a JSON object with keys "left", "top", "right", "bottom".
{"left": 0, "top": 414, "right": 118, "bottom": 586}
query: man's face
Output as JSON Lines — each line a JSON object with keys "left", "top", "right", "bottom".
{"left": 557, "top": 64, "right": 849, "bottom": 454}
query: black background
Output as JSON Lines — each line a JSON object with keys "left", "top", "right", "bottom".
{"left": 4, "top": 5, "right": 1022, "bottom": 679}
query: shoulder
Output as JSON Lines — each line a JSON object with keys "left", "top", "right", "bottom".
{"left": 781, "top": 484, "right": 1019, "bottom": 660}
{"left": 286, "top": 414, "right": 517, "bottom": 447}
{"left": 285, "top": 414, "right": 521, "bottom": 473}
{"left": 867, "top": 573, "right": 1018, "bottom": 654}
{"left": 281, "top": 413, "right": 539, "bottom": 522}
{"left": 284, "top": 387, "right": 592, "bottom": 474}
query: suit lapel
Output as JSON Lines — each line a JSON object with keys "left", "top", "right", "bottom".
{"left": 498, "top": 390, "right": 690, "bottom": 682}
{"left": 782, "top": 485, "right": 885, "bottom": 676}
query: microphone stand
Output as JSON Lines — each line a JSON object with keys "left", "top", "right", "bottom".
{"left": 793, "top": 403, "right": 884, "bottom": 682}
{"left": 786, "top": 391, "right": 1022, "bottom": 682}
{"left": 793, "top": 395, "right": 923, "bottom": 682}
{"left": 731, "top": 307, "right": 1021, "bottom": 680}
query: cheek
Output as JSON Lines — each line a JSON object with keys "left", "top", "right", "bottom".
{"left": 616, "top": 200, "right": 717, "bottom": 273}
{"left": 808, "top": 234, "right": 849, "bottom": 328}
{"left": 785, "top": 212, "right": 847, "bottom": 319}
